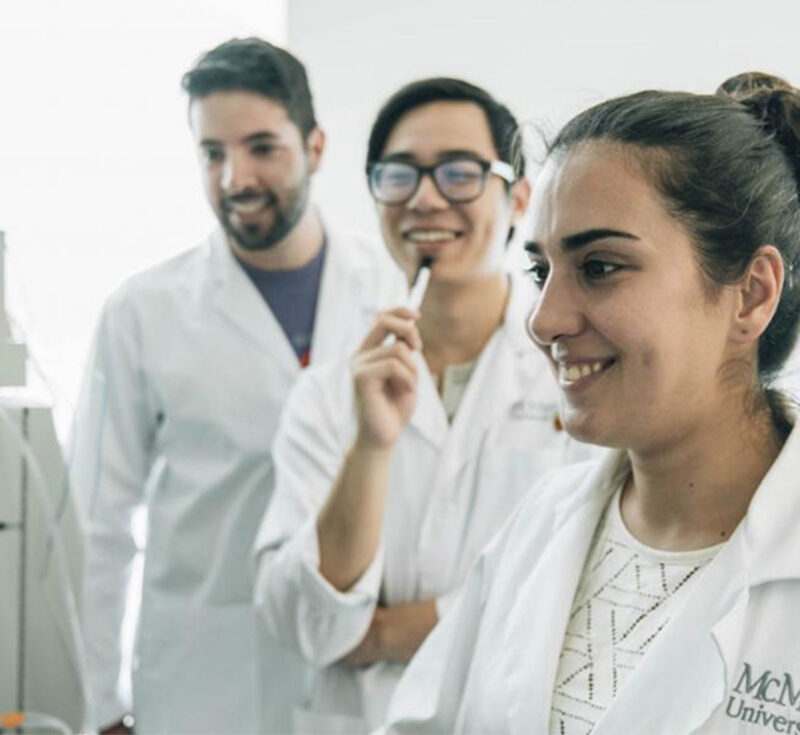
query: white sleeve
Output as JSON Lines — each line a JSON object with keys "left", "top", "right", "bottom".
{"left": 254, "top": 367, "right": 383, "bottom": 666}
{"left": 69, "top": 295, "right": 155, "bottom": 729}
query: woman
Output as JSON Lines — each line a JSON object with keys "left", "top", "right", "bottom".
{"left": 379, "top": 74, "right": 800, "bottom": 734}
{"left": 253, "top": 78, "right": 594, "bottom": 733}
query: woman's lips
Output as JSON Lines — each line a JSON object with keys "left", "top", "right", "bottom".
{"left": 557, "top": 358, "right": 616, "bottom": 388}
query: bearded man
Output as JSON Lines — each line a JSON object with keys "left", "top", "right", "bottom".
{"left": 70, "top": 37, "right": 402, "bottom": 735}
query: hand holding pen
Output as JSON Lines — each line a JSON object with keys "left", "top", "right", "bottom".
{"left": 350, "top": 256, "right": 434, "bottom": 449}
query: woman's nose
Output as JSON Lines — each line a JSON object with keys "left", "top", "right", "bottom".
{"left": 526, "top": 273, "right": 585, "bottom": 347}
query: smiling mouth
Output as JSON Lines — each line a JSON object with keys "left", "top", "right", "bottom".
{"left": 403, "top": 229, "right": 462, "bottom": 243}
{"left": 557, "top": 358, "right": 616, "bottom": 387}
{"left": 225, "top": 195, "right": 272, "bottom": 216}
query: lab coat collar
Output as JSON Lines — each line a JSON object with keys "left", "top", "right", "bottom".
{"left": 739, "top": 420, "right": 800, "bottom": 586}
{"left": 594, "top": 424, "right": 800, "bottom": 734}
{"left": 205, "top": 228, "right": 300, "bottom": 381}
{"left": 405, "top": 271, "right": 544, "bottom": 454}
{"left": 409, "top": 357, "right": 450, "bottom": 449}
{"left": 506, "top": 423, "right": 800, "bottom": 735}
{"left": 204, "top": 220, "right": 386, "bottom": 381}
{"left": 309, "top": 219, "right": 389, "bottom": 365}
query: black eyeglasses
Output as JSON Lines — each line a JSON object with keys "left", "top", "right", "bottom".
{"left": 367, "top": 157, "right": 516, "bottom": 205}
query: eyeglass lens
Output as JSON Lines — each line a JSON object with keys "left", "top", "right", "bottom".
{"left": 371, "top": 159, "right": 486, "bottom": 203}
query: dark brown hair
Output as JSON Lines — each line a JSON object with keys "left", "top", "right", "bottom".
{"left": 548, "top": 78, "right": 800, "bottom": 391}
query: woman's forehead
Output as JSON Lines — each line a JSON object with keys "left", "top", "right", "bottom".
{"left": 528, "top": 143, "right": 672, "bottom": 247}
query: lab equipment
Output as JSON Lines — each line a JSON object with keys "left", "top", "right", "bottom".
{"left": 0, "top": 710, "right": 71, "bottom": 734}
{"left": 0, "top": 232, "right": 26, "bottom": 385}
{"left": 0, "top": 231, "right": 86, "bottom": 733}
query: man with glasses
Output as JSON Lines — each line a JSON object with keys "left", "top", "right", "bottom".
{"left": 254, "top": 78, "right": 592, "bottom": 734}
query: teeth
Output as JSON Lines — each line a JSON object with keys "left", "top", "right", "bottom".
{"left": 558, "top": 361, "right": 608, "bottom": 384}
{"left": 230, "top": 199, "right": 267, "bottom": 215}
{"left": 406, "top": 230, "right": 456, "bottom": 242}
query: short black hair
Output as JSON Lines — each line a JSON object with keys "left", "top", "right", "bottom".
{"left": 366, "top": 77, "right": 525, "bottom": 178}
{"left": 181, "top": 37, "right": 317, "bottom": 137}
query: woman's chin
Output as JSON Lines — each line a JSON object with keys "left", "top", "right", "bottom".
{"left": 562, "top": 411, "right": 625, "bottom": 449}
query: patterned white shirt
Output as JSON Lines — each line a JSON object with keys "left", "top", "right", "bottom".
{"left": 549, "top": 486, "right": 724, "bottom": 735}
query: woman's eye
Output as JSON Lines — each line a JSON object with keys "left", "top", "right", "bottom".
{"left": 524, "top": 262, "right": 549, "bottom": 287}
{"left": 582, "top": 260, "right": 622, "bottom": 281}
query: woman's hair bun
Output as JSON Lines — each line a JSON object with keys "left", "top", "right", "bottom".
{"left": 716, "top": 71, "right": 800, "bottom": 188}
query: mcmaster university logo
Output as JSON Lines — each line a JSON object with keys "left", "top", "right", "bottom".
{"left": 726, "top": 662, "right": 800, "bottom": 732}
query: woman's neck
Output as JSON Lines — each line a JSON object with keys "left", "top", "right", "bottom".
{"left": 621, "top": 396, "right": 785, "bottom": 551}
{"left": 420, "top": 272, "right": 509, "bottom": 376}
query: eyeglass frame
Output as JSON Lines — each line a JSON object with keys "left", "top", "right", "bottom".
{"left": 365, "top": 156, "right": 517, "bottom": 205}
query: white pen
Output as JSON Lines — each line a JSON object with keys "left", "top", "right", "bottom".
{"left": 407, "top": 255, "right": 434, "bottom": 310}
{"left": 384, "top": 255, "right": 434, "bottom": 347}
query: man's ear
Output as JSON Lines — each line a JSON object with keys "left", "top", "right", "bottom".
{"left": 731, "top": 245, "right": 784, "bottom": 345}
{"left": 509, "top": 176, "right": 531, "bottom": 225}
{"left": 305, "top": 127, "right": 325, "bottom": 173}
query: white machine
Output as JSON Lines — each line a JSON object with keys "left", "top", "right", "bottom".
{"left": 0, "top": 231, "right": 86, "bottom": 733}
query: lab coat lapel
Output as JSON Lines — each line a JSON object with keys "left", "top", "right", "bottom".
{"left": 407, "top": 357, "right": 450, "bottom": 450}
{"left": 309, "top": 226, "right": 381, "bottom": 365}
{"left": 432, "top": 273, "right": 539, "bottom": 480}
{"left": 504, "top": 453, "right": 625, "bottom": 734}
{"left": 594, "top": 424, "right": 800, "bottom": 734}
{"left": 205, "top": 230, "right": 300, "bottom": 381}
{"left": 436, "top": 329, "right": 508, "bottom": 482}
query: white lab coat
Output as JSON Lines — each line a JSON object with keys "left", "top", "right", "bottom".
{"left": 254, "top": 273, "right": 597, "bottom": 734}
{"left": 70, "top": 225, "right": 405, "bottom": 734}
{"left": 380, "top": 422, "right": 800, "bottom": 735}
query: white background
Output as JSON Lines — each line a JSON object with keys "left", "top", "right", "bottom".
{"left": 0, "top": 0, "right": 287, "bottom": 434}
{"left": 1, "top": 0, "right": 799, "bottom": 432}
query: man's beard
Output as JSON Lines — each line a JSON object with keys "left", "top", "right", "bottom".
{"left": 220, "top": 179, "right": 310, "bottom": 252}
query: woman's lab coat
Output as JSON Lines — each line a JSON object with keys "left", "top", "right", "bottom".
{"left": 70, "top": 226, "right": 404, "bottom": 734}
{"left": 380, "top": 423, "right": 800, "bottom": 735}
{"left": 254, "top": 274, "right": 596, "bottom": 734}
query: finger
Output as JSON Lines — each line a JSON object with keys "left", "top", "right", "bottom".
{"left": 353, "top": 341, "right": 418, "bottom": 376}
{"left": 360, "top": 309, "right": 421, "bottom": 350}
{"left": 353, "top": 356, "right": 418, "bottom": 394}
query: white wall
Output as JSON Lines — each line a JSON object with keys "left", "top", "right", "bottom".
{"left": 290, "top": 0, "right": 800, "bottom": 233}
{"left": 0, "top": 0, "right": 287, "bottom": 435}
{"left": 1, "top": 0, "right": 798, "bottom": 426}
{"left": 288, "top": 0, "right": 800, "bottom": 394}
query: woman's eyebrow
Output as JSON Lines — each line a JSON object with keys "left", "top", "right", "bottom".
{"left": 561, "top": 228, "right": 639, "bottom": 251}
{"left": 525, "top": 229, "right": 639, "bottom": 254}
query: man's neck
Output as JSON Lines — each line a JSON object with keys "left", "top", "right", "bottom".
{"left": 228, "top": 206, "right": 324, "bottom": 271}
{"left": 420, "top": 271, "right": 509, "bottom": 376}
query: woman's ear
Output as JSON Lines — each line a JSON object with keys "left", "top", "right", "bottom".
{"left": 732, "top": 245, "right": 784, "bottom": 344}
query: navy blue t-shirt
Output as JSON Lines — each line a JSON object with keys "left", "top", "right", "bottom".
{"left": 235, "top": 241, "right": 326, "bottom": 367}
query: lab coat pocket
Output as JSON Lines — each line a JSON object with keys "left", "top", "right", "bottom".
{"left": 292, "top": 706, "right": 368, "bottom": 735}
{"left": 133, "top": 603, "right": 261, "bottom": 735}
